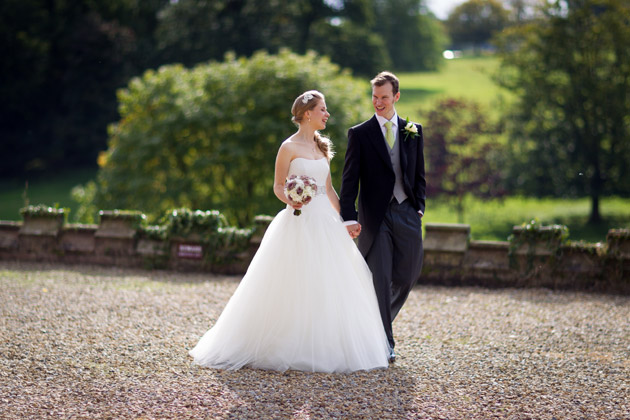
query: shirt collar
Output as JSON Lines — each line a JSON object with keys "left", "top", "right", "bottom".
{"left": 376, "top": 111, "right": 398, "bottom": 129}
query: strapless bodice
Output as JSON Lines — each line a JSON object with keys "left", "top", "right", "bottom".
{"left": 288, "top": 157, "right": 329, "bottom": 193}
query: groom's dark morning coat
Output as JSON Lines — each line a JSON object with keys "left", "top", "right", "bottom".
{"left": 340, "top": 115, "right": 426, "bottom": 258}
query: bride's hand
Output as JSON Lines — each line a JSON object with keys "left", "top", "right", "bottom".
{"left": 288, "top": 198, "right": 303, "bottom": 210}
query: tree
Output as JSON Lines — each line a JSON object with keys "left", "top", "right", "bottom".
{"left": 154, "top": 0, "right": 334, "bottom": 66}
{"left": 0, "top": 0, "right": 447, "bottom": 182}
{"left": 307, "top": 20, "right": 391, "bottom": 76}
{"left": 496, "top": 0, "right": 630, "bottom": 223}
{"left": 373, "top": 0, "right": 448, "bottom": 71}
{"left": 90, "top": 50, "right": 371, "bottom": 226}
{"left": 504, "top": 0, "right": 541, "bottom": 23}
{"left": 446, "top": 0, "right": 510, "bottom": 51}
{"left": 154, "top": 0, "right": 447, "bottom": 75}
{"left": 0, "top": 0, "right": 167, "bottom": 178}
{"left": 423, "top": 98, "right": 506, "bottom": 223}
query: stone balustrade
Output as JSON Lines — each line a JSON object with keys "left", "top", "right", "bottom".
{"left": 1, "top": 213, "right": 628, "bottom": 293}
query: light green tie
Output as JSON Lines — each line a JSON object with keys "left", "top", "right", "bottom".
{"left": 384, "top": 121, "right": 395, "bottom": 149}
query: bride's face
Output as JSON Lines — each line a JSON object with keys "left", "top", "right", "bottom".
{"left": 306, "top": 99, "right": 330, "bottom": 130}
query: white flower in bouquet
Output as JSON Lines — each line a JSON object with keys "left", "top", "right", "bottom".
{"left": 284, "top": 175, "right": 318, "bottom": 216}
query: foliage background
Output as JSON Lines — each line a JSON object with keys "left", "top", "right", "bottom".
{"left": 2, "top": 0, "right": 629, "bottom": 242}
{"left": 93, "top": 50, "right": 370, "bottom": 225}
{"left": 495, "top": 0, "right": 630, "bottom": 222}
{"left": 0, "top": 0, "right": 446, "bottom": 180}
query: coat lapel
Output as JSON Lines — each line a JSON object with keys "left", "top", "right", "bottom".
{"left": 367, "top": 115, "right": 394, "bottom": 171}
{"left": 397, "top": 116, "right": 409, "bottom": 172}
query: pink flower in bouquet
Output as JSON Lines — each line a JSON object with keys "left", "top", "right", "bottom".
{"left": 284, "top": 174, "right": 318, "bottom": 216}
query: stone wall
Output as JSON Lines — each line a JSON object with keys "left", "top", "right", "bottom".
{"left": 421, "top": 223, "right": 629, "bottom": 293}
{"left": 1, "top": 214, "right": 628, "bottom": 293}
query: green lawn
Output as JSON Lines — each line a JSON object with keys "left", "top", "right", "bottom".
{"left": 424, "top": 196, "right": 630, "bottom": 243}
{"left": 0, "top": 168, "right": 96, "bottom": 222}
{"left": 396, "top": 56, "right": 513, "bottom": 122}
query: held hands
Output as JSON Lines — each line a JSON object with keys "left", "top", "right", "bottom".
{"left": 346, "top": 223, "right": 361, "bottom": 239}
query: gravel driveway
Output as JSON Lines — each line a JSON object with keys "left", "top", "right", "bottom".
{"left": 1, "top": 262, "right": 628, "bottom": 419}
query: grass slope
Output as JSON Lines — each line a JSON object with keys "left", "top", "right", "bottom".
{"left": 0, "top": 169, "right": 96, "bottom": 221}
{"left": 396, "top": 56, "right": 513, "bottom": 122}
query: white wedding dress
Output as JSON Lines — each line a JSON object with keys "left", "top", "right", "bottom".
{"left": 189, "top": 157, "right": 390, "bottom": 373}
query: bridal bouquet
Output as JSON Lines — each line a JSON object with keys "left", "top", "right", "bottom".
{"left": 284, "top": 175, "right": 318, "bottom": 216}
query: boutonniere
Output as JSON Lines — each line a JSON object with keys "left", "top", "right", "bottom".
{"left": 402, "top": 117, "right": 419, "bottom": 141}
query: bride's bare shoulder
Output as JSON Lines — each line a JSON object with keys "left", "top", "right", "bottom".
{"left": 279, "top": 135, "right": 299, "bottom": 153}
{"left": 277, "top": 137, "right": 298, "bottom": 163}
{"left": 282, "top": 134, "right": 299, "bottom": 145}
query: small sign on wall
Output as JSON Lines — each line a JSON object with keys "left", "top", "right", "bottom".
{"left": 177, "top": 243, "right": 203, "bottom": 259}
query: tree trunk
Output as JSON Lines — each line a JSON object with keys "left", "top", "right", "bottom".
{"left": 456, "top": 196, "right": 465, "bottom": 224}
{"left": 588, "top": 162, "right": 603, "bottom": 224}
{"left": 588, "top": 194, "right": 602, "bottom": 224}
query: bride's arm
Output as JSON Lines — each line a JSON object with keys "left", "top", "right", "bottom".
{"left": 325, "top": 172, "right": 340, "bottom": 213}
{"left": 273, "top": 143, "right": 301, "bottom": 209}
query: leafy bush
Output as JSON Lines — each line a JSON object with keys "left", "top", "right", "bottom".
{"left": 423, "top": 98, "right": 507, "bottom": 223}
{"left": 508, "top": 218, "right": 570, "bottom": 272}
{"left": 145, "top": 208, "right": 253, "bottom": 265}
{"left": 71, "top": 182, "right": 98, "bottom": 224}
{"left": 163, "top": 208, "right": 227, "bottom": 239}
{"left": 20, "top": 204, "right": 67, "bottom": 218}
{"left": 87, "top": 50, "right": 370, "bottom": 226}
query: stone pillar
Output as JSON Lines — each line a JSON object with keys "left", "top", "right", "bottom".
{"left": 424, "top": 223, "right": 470, "bottom": 265}
{"left": 136, "top": 226, "right": 169, "bottom": 269}
{"left": 0, "top": 221, "right": 21, "bottom": 257}
{"left": 605, "top": 229, "right": 630, "bottom": 290}
{"left": 251, "top": 215, "right": 274, "bottom": 245}
{"left": 508, "top": 224, "right": 567, "bottom": 278}
{"left": 422, "top": 223, "right": 470, "bottom": 284}
{"left": 59, "top": 224, "right": 98, "bottom": 265}
{"left": 463, "top": 240, "right": 513, "bottom": 286}
{"left": 94, "top": 210, "right": 144, "bottom": 264}
{"left": 607, "top": 229, "right": 630, "bottom": 259}
{"left": 18, "top": 208, "right": 65, "bottom": 259}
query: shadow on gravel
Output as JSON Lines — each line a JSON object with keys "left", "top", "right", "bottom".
{"left": 213, "top": 365, "right": 417, "bottom": 419}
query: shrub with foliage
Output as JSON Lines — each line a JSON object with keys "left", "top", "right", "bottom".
{"left": 507, "top": 218, "right": 570, "bottom": 273}
{"left": 495, "top": 0, "right": 630, "bottom": 223}
{"left": 423, "top": 98, "right": 507, "bottom": 223}
{"left": 139, "top": 208, "right": 254, "bottom": 265}
{"left": 20, "top": 204, "right": 67, "bottom": 218}
{"left": 83, "top": 50, "right": 370, "bottom": 226}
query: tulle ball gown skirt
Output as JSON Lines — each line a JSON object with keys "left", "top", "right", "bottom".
{"left": 189, "top": 176, "right": 389, "bottom": 372}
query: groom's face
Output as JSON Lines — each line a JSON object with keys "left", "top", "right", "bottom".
{"left": 372, "top": 82, "right": 400, "bottom": 120}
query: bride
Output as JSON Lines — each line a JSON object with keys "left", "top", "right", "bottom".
{"left": 189, "top": 90, "right": 390, "bottom": 373}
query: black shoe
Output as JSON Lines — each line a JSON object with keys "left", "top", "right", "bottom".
{"left": 388, "top": 349, "right": 396, "bottom": 363}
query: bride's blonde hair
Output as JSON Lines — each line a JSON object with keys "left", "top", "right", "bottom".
{"left": 291, "top": 90, "right": 334, "bottom": 160}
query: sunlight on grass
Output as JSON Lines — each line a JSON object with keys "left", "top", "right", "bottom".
{"left": 424, "top": 196, "right": 630, "bottom": 243}
{"left": 397, "top": 56, "right": 514, "bottom": 122}
{"left": 0, "top": 168, "right": 96, "bottom": 221}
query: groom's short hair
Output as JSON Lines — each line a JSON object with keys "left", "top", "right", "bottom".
{"left": 371, "top": 72, "right": 399, "bottom": 95}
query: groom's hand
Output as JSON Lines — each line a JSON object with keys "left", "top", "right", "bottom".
{"left": 346, "top": 223, "right": 361, "bottom": 239}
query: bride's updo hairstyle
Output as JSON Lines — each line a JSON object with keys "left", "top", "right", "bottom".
{"left": 291, "top": 90, "right": 334, "bottom": 160}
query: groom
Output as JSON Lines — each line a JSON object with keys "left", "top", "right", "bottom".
{"left": 339, "top": 71, "right": 425, "bottom": 362}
